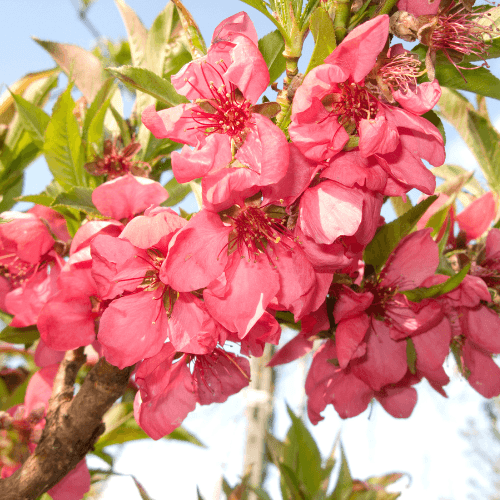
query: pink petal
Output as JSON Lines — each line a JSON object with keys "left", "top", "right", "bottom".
{"left": 171, "top": 134, "right": 233, "bottom": 183}
{"left": 236, "top": 114, "right": 289, "bottom": 185}
{"left": 142, "top": 103, "right": 201, "bottom": 144}
{"left": 381, "top": 228, "right": 439, "bottom": 290}
{"left": 92, "top": 174, "right": 168, "bottom": 220}
{"left": 48, "top": 459, "right": 90, "bottom": 500}
{"left": 351, "top": 320, "right": 408, "bottom": 391}
{"left": 195, "top": 349, "right": 250, "bottom": 405}
{"left": 336, "top": 314, "right": 370, "bottom": 368}
{"left": 463, "top": 305, "right": 500, "bottom": 354}
{"left": 397, "top": 0, "right": 440, "bottom": 16}
{"left": 324, "top": 15, "right": 389, "bottom": 82}
{"left": 24, "top": 364, "right": 59, "bottom": 414}
{"left": 393, "top": 80, "right": 441, "bottom": 115}
{"left": 333, "top": 286, "right": 373, "bottom": 322}
{"left": 456, "top": 191, "right": 496, "bottom": 241}
{"left": 376, "top": 386, "right": 417, "bottom": 418}
{"left": 98, "top": 291, "right": 169, "bottom": 369}
{"left": 169, "top": 293, "right": 219, "bottom": 355}
{"left": 299, "top": 181, "right": 364, "bottom": 244}
{"left": 204, "top": 252, "right": 280, "bottom": 338}
{"left": 359, "top": 105, "right": 399, "bottom": 157}
{"left": 134, "top": 359, "right": 197, "bottom": 440}
{"left": 268, "top": 334, "right": 314, "bottom": 367}
{"left": 161, "top": 209, "right": 231, "bottom": 292}
{"left": 463, "top": 340, "right": 500, "bottom": 398}
{"left": 119, "top": 208, "right": 187, "bottom": 250}
{"left": 212, "top": 12, "right": 259, "bottom": 47}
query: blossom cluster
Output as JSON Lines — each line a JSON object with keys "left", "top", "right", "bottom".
{"left": 1, "top": 5, "right": 499, "bottom": 488}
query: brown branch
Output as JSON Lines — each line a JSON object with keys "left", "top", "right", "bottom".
{"left": 0, "top": 352, "right": 133, "bottom": 500}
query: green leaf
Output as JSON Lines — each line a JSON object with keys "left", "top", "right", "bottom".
{"left": 110, "top": 105, "right": 131, "bottom": 145}
{"left": 306, "top": 7, "right": 336, "bottom": 75}
{"left": 145, "top": 2, "right": 181, "bottom": 73}
{"left": 196, "top": 486, "right": 206, "bottom": 500}
{"left": 91, "top": 449, "right": 114, "bottom": 467}
{"left": 390, "top": 197, "right": 413, "bottom": 217}
{"left": 437, "top": 89, "right": 500, "bottom": 192}
{"left": 43, "top": 84, "right": 87, "bottom": 189}
{"left": 10, "top": 91, "right": 50, "bottom": 148}
{"left": 238, "top": 0, "right": 285, "bottom": 36}
{"left": 278, "top": 462, "right": 306, "bottom": 499}
{"left": 329, "top": 443, "right": 353, "bottom": 500}
{"left": 283, "top": 405, "right": 323, "bottom": 496}
{"left": 438, "top": 65, "right": 500, "bottom": 100}
{"left": 363, "top": 196, "right": 437, "bottom": 272}
{"left": 82, "top": 78, "right": 116, "bottom": 142}
{"left": 114, "top": 0, "right": 148, "bottom": 67}
{"left": 1, "top": 376, "right": 30, "bottom": 411}
{"left": 406, "top": 338, "right": 417, "bottom": 375}
{"left": 52, "top": 187, "right": 99, "bottom": 216}
{"left": 171, "top": 0, "right": 207, "bottom": 58}
{"left": 0, "top": 175, "right": 24, "bottom": 213}
{"left": 163, "top": 176, "right": 192, "bottom": 207}
{"left": 132, "top": 475, "right": 154, "bottom": 500}
{"left": 401, "top": 263, "right": 471, "bottom": 302}
{"left": 431, "top": 163, "right": 485, "bottom": 197}
{"left": 258, "top": 30, "right": 286, "bottom": 84}
{"left": 0, "top": 324, "right": 40, "bottom": 344}
{"left": 86, "top": 98, "right": 112, "bottom": 159}
{"left": 107, "top": 66, "right": 188, "bottom": 107}
{"left": 33, "top": 38, "right": 106, "bottom": 102}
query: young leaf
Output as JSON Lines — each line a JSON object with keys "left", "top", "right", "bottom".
{"left": 86, "top": 98, "right": 112, "bottom": 159}
{"left": 0, "top": 324, "right": 40, "bottom": 345}
{"left": 107, "top": 66, "right": 188, "bottom": 107}
{"left": 258, "top": 30, "right": 286, "bottom": 84}
{"left": 437, "top": 65, "right": 500, "bottom": 100}
{"left": 43, "top": 85, "right": 87, "bottom": 190}
{"left": 283, "top": 405, "right": 323, "bottom": 496}
{"left": 145, "top": 2, "right": 181, "bottom": 74}
{"left": 9, "top": 91, "right": 50, "bottom": 149}
{"left": 401, "top": 263, "right": 471, "bottom": 302}
{"left": 33, "top": 38, "right": 106, "bottom": 102}
{"left": 114, "top": 0, "right": 148, "bottom": 67}
{"left": 329, "top": 443, "right": 353, "bottom": 500}
{"left": 110, "top": 105, "right": 132, "bottom": 145}
{"left": 306, "top": 7, "right": 336, "bottom": 75}
{"left": 52, "top": 187, "right": 100, "bottom": 216}
{"left": 363, "top": 196, "right": 437, "bottom": 272}
{"left": 82, "top": 78, "right": 117, "bottom": 142}
{"left": 171, "top": 0, "right": 207, "bottom": 58}
{"left": 406, "top": 338, "right": 417, "bottom": 375}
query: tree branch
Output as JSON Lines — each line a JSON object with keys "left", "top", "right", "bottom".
{"left": 0, "top": 353, "right": 133, "bottom": 500}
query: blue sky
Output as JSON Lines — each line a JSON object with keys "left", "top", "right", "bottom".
{"left": 2, "top": 1, "right": 500, "bottom": 499}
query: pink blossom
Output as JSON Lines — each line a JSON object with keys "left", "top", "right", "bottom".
{"left": 142, "top": 14, "right": 288, "bottom": 202}
{"left": 0, "top": 210, "right": 65, "bottom": 327}
{"left": 289, "top": 15, "right": 444, "bottom": 195}
{"left": 162, "top": 201, "right": 328, "bottom": 338}
{"left": 305, "top": 340, "right": 418, "bottom": 422}
{"left": 133, "top": 342, "right": 250, "bottom": 439}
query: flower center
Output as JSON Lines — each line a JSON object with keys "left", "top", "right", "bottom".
{"left": 224, "top": 205, "right": 289, "bottom": 265}
{"left": 187, "top": 61, "right": 252, "bottom": 144}
{"left": 322, "top": 82, "right": 378, "bottom": 133}
{"left": 0, "top": 254, "right": 44, "bottom": 288}
{"left": 363, "top": 280, "right": 398, "bottom": 320}
{"left": 377, "top": 52, "right": 422, "bottom": 94}
{"left": 420, "top": 3, "right": 497, "bottom": 79}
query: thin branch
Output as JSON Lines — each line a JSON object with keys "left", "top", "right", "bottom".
{"left": 0, "top": 355, "right": 133, "bottom": 500}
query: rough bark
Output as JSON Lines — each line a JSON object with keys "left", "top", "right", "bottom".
{"left": 0, "top": 350, "right": 133, "bottom": 500}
